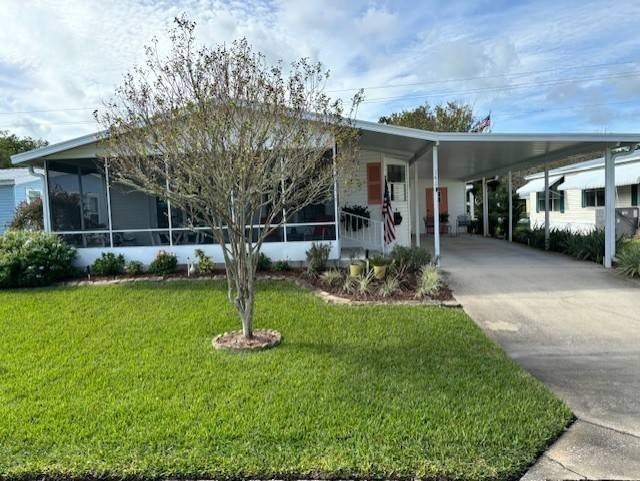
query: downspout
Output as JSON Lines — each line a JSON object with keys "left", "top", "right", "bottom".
{"left": 29, "top": 164, "right": 51, "bottom": 232}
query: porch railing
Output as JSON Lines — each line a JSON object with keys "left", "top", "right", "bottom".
{"left": 339, "top": 209, "right": 384, "bottom": 253}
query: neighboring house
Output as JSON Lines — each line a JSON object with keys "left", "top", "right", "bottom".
{"left": 517, "top": 152, "right": 640, "bottom": 234}
{"left": 0, "top": 168, "right": 43, "bottom": 233}
{"left": 10, "top": 123, "right": 640, "bottom": 267}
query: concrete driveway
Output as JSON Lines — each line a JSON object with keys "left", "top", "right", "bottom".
{"left": 440, "top": 236, "right": 640, "bottom": 480}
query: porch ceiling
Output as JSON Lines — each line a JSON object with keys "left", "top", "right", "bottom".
{"left": 355, "top": 121, "right": 640, "bottom": 181}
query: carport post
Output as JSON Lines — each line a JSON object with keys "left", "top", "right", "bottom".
{"left": 415, "top": 162, "right": 420, "bottom": 247}
{"left": 482, "top": 177, "right": 488, "bottom": 236}
{"left": 544, "top": 163, "right": 550, "bottom": 250}
{"left": 508, "top": 170, "right": 513, "bottom": 243}
{"left": 604, "top": 147, "right": 615, "bottom": 268}
{"left": 433, "top": 142, "right": 441, "bottom": 266}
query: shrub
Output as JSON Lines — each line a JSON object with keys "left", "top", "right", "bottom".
{"left": 273, "top": 260, "right": 290, "bottom": 272}
{"left": 355, "top": 270, "right": 375, "bottom": 295}
{"left": 416, "top": 264, "right": 441, "bottom": 298}
{"left": 125, "top": 260, "right": 144, "bottom": 276}
{"left": 341, "top": 275, "right": 357, "bottom": 294}
{"left": 617, "top": 241, "right": 640, "bottom": 278}
{"left": 257, "top": 252, "right": 272, "bottom": 271}
{"left": 369, "top": 254, "right": 388, "bottom": 267}
{"left": 389, "top": 245, "right": 431, "bottom": 272}
{"left": 91, "top": 253, "right": 125, "bottom": 276}
{"left": 0, "top": 230, "right": 76, "bottom": 288}
{"left": 194, "top": 248, "right": 214, "bottom": 273}
{"left": 306, "top": 242, "right": 331, "bottom": 273}
{"left": 378, "top": 275, "right": 400, "bottom": 298}
{"left": 320, "top": 269, "right": 343, "bottom": 287}
{"left": 148, "top": 250, "right": 178, "bottom": 275}
{"left": 9, "top": 199, "right": 44, "bottom": 231}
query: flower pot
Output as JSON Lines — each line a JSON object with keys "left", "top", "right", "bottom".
{"left": 373, "top": 264, "right": 387, "bottom": 279}
{"left": 349, "top": 263, "right": 364, "bottom": 277}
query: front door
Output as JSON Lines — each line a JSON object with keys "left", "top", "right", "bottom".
{"left": 426, "top": 187, "right": 448, "bottom": 234}
{"left": 385, "top": 160, "right": 410, "bottom": 247}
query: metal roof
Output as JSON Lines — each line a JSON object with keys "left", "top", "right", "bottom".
{"left": 558, "top": 160, "right": 640, "bottom": 191}
{"left": 11, "top": 121, "right": 640, "bottom": 181}
{"left": 516, "top": 176, "right": 564, "bottom": 197}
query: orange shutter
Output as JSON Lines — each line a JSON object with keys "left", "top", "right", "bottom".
{"left": 367, "top": 163, "right": 382, "bottom": 204}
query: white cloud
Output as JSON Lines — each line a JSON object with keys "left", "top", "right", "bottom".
{"left": 0, "top": 0, "right": 639, "bottom": 143}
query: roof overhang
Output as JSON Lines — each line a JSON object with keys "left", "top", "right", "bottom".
{"left": 12, "top": 120, "right": 640, "bottom": 182}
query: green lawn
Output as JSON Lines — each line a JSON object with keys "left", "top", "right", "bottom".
{"left": 0, "top": 280, "right": 571, "bottom": 481}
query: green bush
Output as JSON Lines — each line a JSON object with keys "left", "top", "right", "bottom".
{"left": 257, "top": 252, "right": 272, "bottom": 271}
{"left": 124, "top": 260, "right": 144, "bottom": 276}
{"left": 91, "top": 253, "right": 125, "bottom": 276}
{"left": 617, "top": 240, "right": 640, "bottom": 278}
{"left": 305, "top": 242, "right": 331, "bottom": 273}
{"left": 194, "top": 249, "right": 214, "bottom": 273}
{"left": 389, "top": 245, "right": 431, "bottom": 273}
{"left": 0, "top": 230, "right": 76, "bottom": 288}
{"left": 514, "top": 225, "right": 619, "bottom": 265}
{"left": 273, "top": 260, "right": 290, "bottom": 272}
{"left": 148, "top": 250, "right": 178, "bottom": 275}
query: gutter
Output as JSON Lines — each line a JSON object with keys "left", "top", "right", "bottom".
{"left": 28, "top": 165, "right": 51, "bottom": 232}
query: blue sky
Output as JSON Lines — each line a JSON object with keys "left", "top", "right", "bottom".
{"left": 1, "top": 0, "right": 639, "bottom": 143}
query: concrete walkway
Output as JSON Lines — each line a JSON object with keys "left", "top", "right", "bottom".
{"left": 440, "top": 236, "right": 640, "bottom": 480}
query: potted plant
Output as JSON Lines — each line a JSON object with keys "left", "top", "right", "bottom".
{"left": 349, "top": 259, "right": 365, "bottom": 277}
{"left": 369, "top": 255, "right": 388, "bottom": 279}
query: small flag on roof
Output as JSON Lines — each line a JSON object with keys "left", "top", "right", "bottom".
{"left": 471, "top": 112, "right": 491, "bottom": 133}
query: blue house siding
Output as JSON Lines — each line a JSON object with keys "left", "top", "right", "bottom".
{"left": 0, "top": 185, "right": 16, "bottom": 233}
{"left": 14, "top": 179, "right": 43, "bottom": 205}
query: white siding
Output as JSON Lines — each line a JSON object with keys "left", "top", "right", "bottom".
{"left": 526, "top": 185, "right": 637, "bottom": 231}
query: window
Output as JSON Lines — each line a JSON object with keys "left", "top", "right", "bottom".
{"left": 386, "top": 164, "right": 405, "bottom": 183}
{"left": 536, "top": 189, "right": 564, "bottom": 212}
{"left": 26, "top": 189, "right": 41, "bottom": 203}
{"left": 583, "top": 188, "right": 605, "bottom": 207}
{"left": 387, "top": 164, "right": 407, "bottom": 202}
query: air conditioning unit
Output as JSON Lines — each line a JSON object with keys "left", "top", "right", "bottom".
{"left": 595, "top": 207, "right": 639, "bottom": 236}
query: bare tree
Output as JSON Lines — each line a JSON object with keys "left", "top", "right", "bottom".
{"left": 95, "top": 17, "right": 362, "bottom": 340}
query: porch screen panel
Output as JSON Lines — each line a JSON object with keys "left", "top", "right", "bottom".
{"left": 47, "top": 160, "right": 108, "bottom": 232}
{"left": 109, "top": 182, "right": 170, "bottom": 247}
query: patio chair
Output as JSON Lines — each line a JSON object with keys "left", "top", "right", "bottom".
{"left": 456, "top": 215, "right": 471, "bottom": 236}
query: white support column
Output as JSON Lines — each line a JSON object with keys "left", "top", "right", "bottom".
{"left": 414, "top": 161, "right": 421, "bottom": 247}
{"left": 482, "top": 177, "right": 488, "bottom": 236}
{"left": 604, "top": 147, "right": 615, "bottom": 268}
{"left": 469, "top": 190, "right": 475, "bottom": 220}
{"left": 544, "top": 163, "right": 550, "bottom": 250}
{"left": 104, "top": 159, "right": 114, "bottom": 248}
{"left": 508, "top": 170, "right": 513, "bottom": 243}
{"left": 433, "top": 142, "right": 440, "bottom": 266}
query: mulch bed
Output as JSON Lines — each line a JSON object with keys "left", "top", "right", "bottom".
{"left": 62, "top": 267, "right": 455, "bottom": 304}
{"left": 213, "top": 329, "right": 282, "bottom": 351}
{"left": 302, "top": 271, "right": 455, "bottom": 302}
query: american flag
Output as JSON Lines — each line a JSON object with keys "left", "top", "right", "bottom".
{"left": 383, "top": 179, "right": 396, "bottom": 244}
{"left": 471, "top": 113, "right": 491, "bottom": 133}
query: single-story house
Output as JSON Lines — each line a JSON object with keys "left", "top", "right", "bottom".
{"left": 517, "top": 152, "right": 640, "bottom": 234}
{"left": 0, "top": 168, "right": 43, "bottom": 233}
{"left": 11, "top": 120, "right": 640, "bottom": 268}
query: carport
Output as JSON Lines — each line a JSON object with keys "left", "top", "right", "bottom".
{"left": 356, "top": 119, "right": 640, "bottom": 268}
